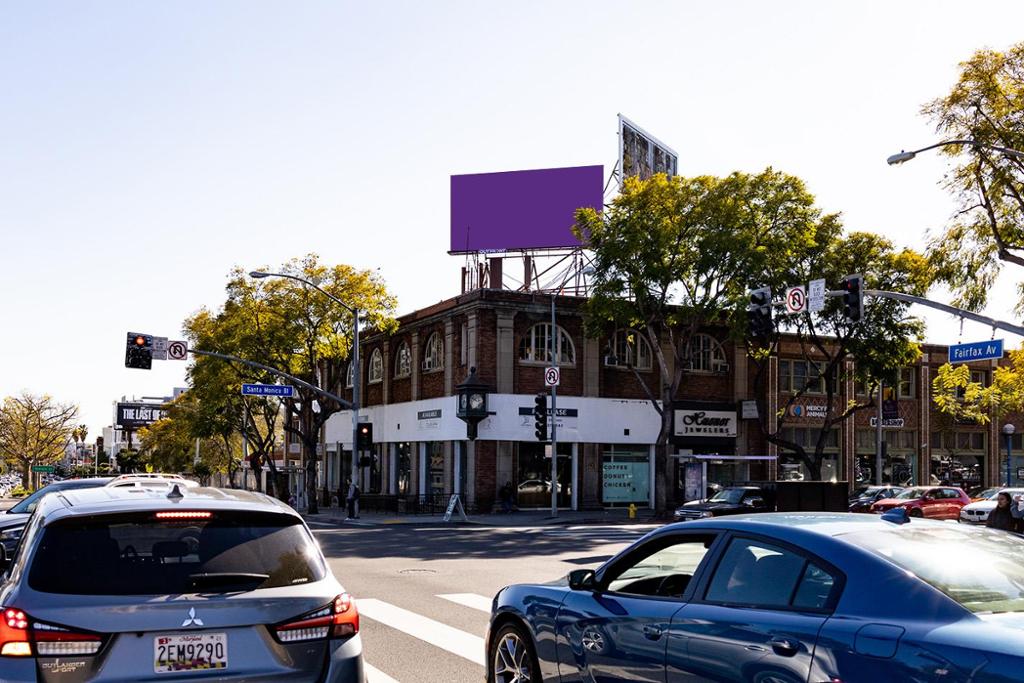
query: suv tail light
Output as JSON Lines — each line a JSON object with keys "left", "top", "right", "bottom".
{"left": 273, "top": 593, "right": 359, "bottom": 643}
{"left": 0, "top": 607, "right": 104, "bottom": 657}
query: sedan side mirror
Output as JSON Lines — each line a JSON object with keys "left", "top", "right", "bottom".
{"left": 744, "top": 497, "right": 765, "bottom": 508}
{"left": 568, "top": 569, "right": 595, "bottom": 591}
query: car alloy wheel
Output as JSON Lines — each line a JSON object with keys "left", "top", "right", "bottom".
{"left": 492, "top": 625, "right": 537, "bottom": 683}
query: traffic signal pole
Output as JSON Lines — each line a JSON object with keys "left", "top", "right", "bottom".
{"left": 187, "top": 349, "right": 352, "bottom": 410}
{"left": 550, "top": 293, "right": 558, "bottom": 518}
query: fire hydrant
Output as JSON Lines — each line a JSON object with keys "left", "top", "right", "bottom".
{"left": 628, "top": 503, "right": 637, "bottom": 519}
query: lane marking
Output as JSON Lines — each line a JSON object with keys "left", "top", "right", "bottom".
{"left": 358, "top": 599, "right": 486, "bottom": 666}
{"left": 437, "top": 593, "right": 493, "bottom": 613}
{"left": 365, "top": 662, "right": 400, "bottom": 683}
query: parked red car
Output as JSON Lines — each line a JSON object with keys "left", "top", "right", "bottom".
{"left": 870, "top": 486, "right": 972, "bottom": 519}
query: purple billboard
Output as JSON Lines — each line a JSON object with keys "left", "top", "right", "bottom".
{"left": 450, "top": 165, "right": 603, "bottom": 254}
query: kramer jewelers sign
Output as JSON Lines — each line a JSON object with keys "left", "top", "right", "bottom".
{"left": 673, "top": 409, "right": 737, "bottom": 438}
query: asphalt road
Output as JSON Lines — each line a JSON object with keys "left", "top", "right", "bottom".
{"left": 312, "top": 521, "right": 660, "bottom": 683}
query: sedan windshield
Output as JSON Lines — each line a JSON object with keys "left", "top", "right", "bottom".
{"left": 709, "top": 489, "right": 747, "bottom": 504}
{"left": 843, "top": 526, "right": 1024, "bottom": 613}
{"left": 895, "top": 487, "right": 929, "bottom": 500}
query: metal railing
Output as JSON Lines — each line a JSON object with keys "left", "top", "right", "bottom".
{"left": 347, "top": 492, "right": 482, "bottom": 515}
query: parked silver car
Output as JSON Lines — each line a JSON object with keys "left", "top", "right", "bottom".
{"left": 0, "top": 485, "right": 363, "bottom": 682}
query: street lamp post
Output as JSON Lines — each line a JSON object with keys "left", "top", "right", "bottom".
{"left": 1003, "top": 424, "right": 1016, "bottom": 487}
{"left": 249, "top": 271, "right": 361, "bottom": 491}
{"left": 887, "top": 139, "right": 1024, "bottom": 165}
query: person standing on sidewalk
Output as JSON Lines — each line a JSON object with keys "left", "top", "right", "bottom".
{"left": 986, "top": 492, "right": 1024, "bottom": 532}
{"left": 345, "top": 478, "right": 361, "bottom": 521}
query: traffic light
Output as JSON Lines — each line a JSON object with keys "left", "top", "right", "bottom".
{"left": 125, "top": 332, "right": 153, "bottom": 370}
{"left": 840, "top": 274, "right": 864, "bottom": 323}
{"left": 356, "top": 422, "right": 373, "bottom": 451}
{"left": 746, "top": 287, "right": 773, "bottom": 338}
{"left": 533, "top": 393, "right": 548, "bottom": 442}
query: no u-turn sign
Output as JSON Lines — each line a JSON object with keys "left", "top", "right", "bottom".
{"left": 785, "top": 286, "right": 807, "bottom": 314}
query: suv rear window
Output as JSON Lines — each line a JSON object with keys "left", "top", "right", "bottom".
{"left": 28, "top": 511, "right": 325, "bottom": 595}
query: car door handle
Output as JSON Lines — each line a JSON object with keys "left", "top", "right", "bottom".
{"left": 642, "top": 625, "right": 663, "bottom": 641}
{"left": 769, "top": 638, "right": 799, "bottom": 656}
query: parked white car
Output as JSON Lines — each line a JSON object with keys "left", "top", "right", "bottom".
{"left": 959, "top": 487, "right": 1024, "bottom": 524}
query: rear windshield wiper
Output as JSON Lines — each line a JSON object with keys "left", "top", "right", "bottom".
{"left": 188, "top": 572, "right": 270, "bottom": 589}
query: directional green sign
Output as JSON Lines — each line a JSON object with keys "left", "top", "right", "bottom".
{"left": 31, "top": 465, "right": 54, "bottom": 473}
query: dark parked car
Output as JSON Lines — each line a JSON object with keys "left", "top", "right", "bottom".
{"left": 673, "top": 485, "right": 770, "bottom": 520}
{"left": 848, "top": 485, "right": 904, "bottom": 513}
{"left": 486, "top": 513, "right": 1024, "bottom": 683}
{"left": 0, "top": 477, "right": 112, "bottom": 555}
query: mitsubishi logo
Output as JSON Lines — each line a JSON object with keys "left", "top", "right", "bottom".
{"left": 181, "top": 607, "right": 204, "bottom": 628}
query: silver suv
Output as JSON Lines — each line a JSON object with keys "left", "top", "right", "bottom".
{"left": 0, "top": 485, "right": 364, "bottom": 681}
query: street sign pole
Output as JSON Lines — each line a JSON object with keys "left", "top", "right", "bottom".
{"left": 875, "top": 381, "right": 884, "bottom": 486}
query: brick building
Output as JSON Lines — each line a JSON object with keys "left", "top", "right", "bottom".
{"left": 312, "top": 288, "right": 1021, "bottom": 511}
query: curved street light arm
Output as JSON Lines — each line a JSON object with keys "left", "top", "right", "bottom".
{"left": 889, "top": 139, "right": 1024, "bottom": 165}
{"left": 249, "top": 271, "right": 356, "bottom": 315}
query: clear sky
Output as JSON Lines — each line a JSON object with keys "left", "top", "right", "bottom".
{"left": 2, "top": 1, "right": 1023, "bottom": 435}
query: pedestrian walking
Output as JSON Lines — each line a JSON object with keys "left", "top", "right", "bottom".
{"left": 986, "top": 492, "right": 1024, "bottom": 532}
{"left": 345, "top": 478, "right": 361, "bottom": 520}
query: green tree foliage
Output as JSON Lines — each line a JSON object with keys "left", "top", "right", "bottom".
{"left": 932, "top": 348, "right": 1024, "bottom": 426}
{"left": 137, "top": 392, "right": 243, "bottom": 479}
{"left": 187, "top": 254, "right": 398, "bottom": 512}
{"left": 0, "top": 393, "right": 79, "bottom": 488}
{"left": 921, "top": 41, "right": 1024, "bottom": 427}
{"left": 925, "top": 42, "right": 1024, "bottom": 312}
{"left": 575, "top": 170, "right": 835, "bottom": 511}
{"left": 762, "top": 231, "right": 931, "bottom": 478}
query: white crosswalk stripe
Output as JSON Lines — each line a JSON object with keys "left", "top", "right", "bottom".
{"left": 437, "top": 593, "right": 493, "bottom": 613}
{"left": 365, "top": 662, "right": 400, "bottom": 683}
{"left": 358, "top": 598, "right": 487, "bottom": 666}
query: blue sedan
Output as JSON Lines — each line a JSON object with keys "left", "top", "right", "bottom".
{"left": 486, "top": 512, "right": 1024, "bottom": 682}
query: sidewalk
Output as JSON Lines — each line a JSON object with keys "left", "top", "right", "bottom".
{"left": 301, "top": 505, "right": 662, "bottom": 527}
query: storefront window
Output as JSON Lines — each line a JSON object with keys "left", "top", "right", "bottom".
{"left": 932, "top": 430, "right": 986, "bottom": 489}
{"left": 428, "top": 442, "right": 445, "bottom": 497}
{"left": 369, "top": 445, "right": 383, "bottom": 493}
{"left": 602, "top": 446, "right": 649, "bottom": 506}
{"left": 855, "top": 429, "right": 918, "bottom": 486}
{"left": 396, "top": 443, "right": 412, "bottom": 496}
{"left": 777, "top": 427, "right": 839, "bottom": 481}
{"left": 516, "top": 442, "right": 571, "bottom": 508}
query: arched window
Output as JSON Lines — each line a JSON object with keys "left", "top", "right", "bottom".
{"left": 519, "top": 323, "right": 576, "bottom": 365}
{"left": 606, "top": 329, "right": 653, "bottom": 371}
{"left": 394, "top": 342, "right": 411, "bottom": 378}
{"left": 368, "top": 348, "right": 383, "bottom": 383}
{"left": 687, "top": 334, "right": 728, "bottom": 373}
{"left": 345, "top": 362, "right": 354, "bottom": 388}
{"left": 422, "top": 333, "right": 444, "bottom": 372}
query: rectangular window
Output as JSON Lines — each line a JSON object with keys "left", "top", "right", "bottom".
{"left": 856, "top": 429, "right": 875, "bottom": 450}
{"left": 428, "top": 442, "right": 445, "bottom": 497}
{"left": 29, "top": 511, "right": 325, "bottom": 596}
{"left": 779, "top": 360, "right": 791, "bottom": 393}
{"left": 460, "top": 323, "right": 468, "bottom": 366}
{"left": 930, "top": 431, "right": 942, "bottom": 450}
{"left": 705, "top": 538, "right": 834, "bottom": 610}
{"left": 898, "top": 367, "right": 916, "bottom": 399}
{"left": 971, "top": 370, "right": 988, "bottom": 387}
